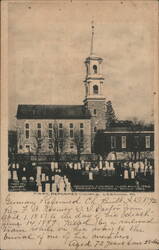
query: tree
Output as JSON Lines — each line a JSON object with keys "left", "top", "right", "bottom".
{"left": 127, "top": 118, "right": 146, "bottom": 161}
{"left": 73, "top": 129, "right": 86, "bottom": 161}
{"left": 31, "top": 130, "right": 46, "bottom": 163}
{"left": 94, "top": 130, "right": 111, "bottom": 160}
{"left": 105, "top": 100, "right": 117, "bottom": 128}
{"left": 8, "top": 130, "right": 17, "bottom": 164}
{"left": 48, "top": 122, "right": 68, "bottom": 161}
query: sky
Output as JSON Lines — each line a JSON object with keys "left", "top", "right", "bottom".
{"left": 8, "top": 1, "right": 157, "bottom": 129}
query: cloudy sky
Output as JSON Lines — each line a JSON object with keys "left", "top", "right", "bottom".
{"left": 8, "top": 1, "right": 157, "bottom": 129}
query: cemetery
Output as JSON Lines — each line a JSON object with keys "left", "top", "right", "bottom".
{"left": 8, "top": 159, "right": 154, "bottom": 192}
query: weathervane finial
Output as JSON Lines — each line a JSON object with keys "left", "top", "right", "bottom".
{"left": 90, "top": 18, "right": 95, "bottom": 55}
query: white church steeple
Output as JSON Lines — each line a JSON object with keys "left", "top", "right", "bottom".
{"left": 83, "top": 21, "right": 106, "bottom": 132}
{"left": 84, "top": 20, "right": 105, "bottom": 101}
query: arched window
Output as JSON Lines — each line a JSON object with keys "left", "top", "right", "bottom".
{"left": 93, "top": 65, "right": 97, "bottom": 74}
{"left": 93, "top": 85, "right": 98, "bottom": 94}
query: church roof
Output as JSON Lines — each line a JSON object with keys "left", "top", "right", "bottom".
{"left": 16, "top": 105, "right": 91, "bottom": 120}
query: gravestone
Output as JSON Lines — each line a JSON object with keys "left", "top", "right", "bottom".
{"left": 13, "top": 170, "right": 18, "bottom": 180}
{"left": 51, "top": 162, "right": 55, "bottom": 171}
{"left": 131, "top": 170, "right": 135, "bottom": 179}
{"left": 38, "top": 185, "right": 42, "bottom": 192}
{"left": 66, "top": 183, "right": 72, "bottom": 192}
{"left": 124, "top": 169, "right": 129, "bottom": 179}
{"left": 45, "top": 183, "right": 50, "bottom": 192}
{"left": 52, "top": 183, "right": 57, "bottom": 192}
{"left": 89, "top": 172, "right": 93, "bottom": 180}
{"left": 41, "top": 173, "right": 46, "bottom": 182}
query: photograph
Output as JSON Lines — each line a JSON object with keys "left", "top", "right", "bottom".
{"left": 8, "top": 2, "right": 154, "bottom": 192}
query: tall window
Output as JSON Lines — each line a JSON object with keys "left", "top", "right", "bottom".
{"left": 69, "top": 123, "right": 74, "bottom": 138}
{"left": 93, "top": 109, "right": 97, "bottom": 115}
{"left": 25, "top": 123, "right": 29, "bottom": 129}
{"left": 70, "top": 129, "right": 74, "bottom": 138}
{"left": 145, "top": 136, "right": 150, "bottom": 149}
{"left": 48, "top": 123, "right": 52, "bottom": 128}
{"left": 93, "top": 85, "right": 98, "bottom": 94}
{"left": 25, "top": 123, "right": 29, "bottom": 139}
{"left": 59, "top": 129, "right": 63, "bottom": 138}
{"left": 80, "top": 123, "right": 84, "bottom": 128}
{"left": 49, "top": 129, "right": 52, "bottom": 139}
{"left": 121, "top": 136, "right": 126, "bottom": 149}
{"left": 59, "top": 123, "right": 63, "bottom": 129}
{"left": 70, "top": 123, "right": 73, "bottom": 128}
{"left": 37, "top": 123, "right": 41, "bottom": 129}
{"left": 80, "top": 129, "right": 84, "bottom": 138}
{"left": 111, "top": 136, "right": 116, "bottom": 149}
{"left": 25, "top": 130, "right": 29, "bottom": 139}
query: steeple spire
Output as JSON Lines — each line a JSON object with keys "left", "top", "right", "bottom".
{"left": 90, "top": 19, "right": 95, "bottom": 55}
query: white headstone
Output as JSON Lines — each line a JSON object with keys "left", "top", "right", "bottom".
{"left": 52, "top": 183, "right": 57, "bottom": 192}
{"left": 124, "top": 170, "right": 129, "bottom": 179}
{"left": 85, "top": 166, "right": 89, "bottom": 171}
{"left": 37, "top": 176, "right": 41, "bottom": 185}
{"left": 22, "top": 176, "right": 26, "bottom": 181}
{"left": 37, "top": 166, "right": 41, "bottom": 175}
{"left": 23, "top": 167, "right": 26, "bottom": 172}
{"left": 110, "top": 162, "right": 114, "bottom": 169}
{"left": 81, "top": 160, "right": 85, "bottom": 168}
{"left": 89, "top": 172, "right": 93, "bottom": 180}
{"left": 74, "top": 163, "right": 78, "bottom": 170}
{"left": 45, "top": 183, "right": 50, "bottom": 192}
{"left": 41, "top": 173, "right": 46, "bottom": 182}
{"left": 38, "top": 185, "right": 42, "bottom": 192}
{"left": 131, "top": 170, "right": 135, "bottom": 179}
{"left": 13, "top": 163, "right": 16, "bottom": 169}
{"left": 46, "top": 176, "right": 49, "bottom": 181}
{"left": 59, "top": 180, "right": 65, "bottom": 193}
{"left": 99, "top": 160, "right": 102, "bottom": 169}
{"left": 52, "top": 176, "right": 55, "bottom": 181}
{"left": 16, "top": 163, "right": 19, "bottom": 169}
{"left": 55, "top": 162, "right": 58, "bottom": 169}
{"left": 8, "top": 170, "right": 11, "bottom": 179}
{"left": 30, "top": 176, "right": 34, "bottom": 181}
{"left": 55, "top": 174, "right": 60, "bottom": 184}
{"left": 105, "top": 161, "right": 109, "bottom": 169}
{"left": 77, "top": 163, "right": 81, "bottom": 169}
{"left": 149, "top": 165, "right": 153, "bottom": 175}
{"left": 51, "top": 162, "right": 55, "bottom": 171}
{"left": 13, "top": 170, "right": 18, "bottom": 180}
{"left": 66, "top": 183, "right": 72, "bottom": 192}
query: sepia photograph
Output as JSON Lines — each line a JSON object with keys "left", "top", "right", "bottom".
{"left": 8, "top": 1, "right": 155, "bottom": 192}
{"left": 1, "top": 1, "right": 159, "bottom": 250}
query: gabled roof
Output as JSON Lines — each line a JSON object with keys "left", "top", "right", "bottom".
{"left": 16, "top": 105, "right": 91, "bottom": 120}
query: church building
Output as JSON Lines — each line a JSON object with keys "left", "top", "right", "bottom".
{"left": 16, "top": 24, "right": 107, "bottom": 155}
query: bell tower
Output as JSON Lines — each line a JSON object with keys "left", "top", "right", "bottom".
{"left": 83, "top": 21, "right": 106, "bottom": 134}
